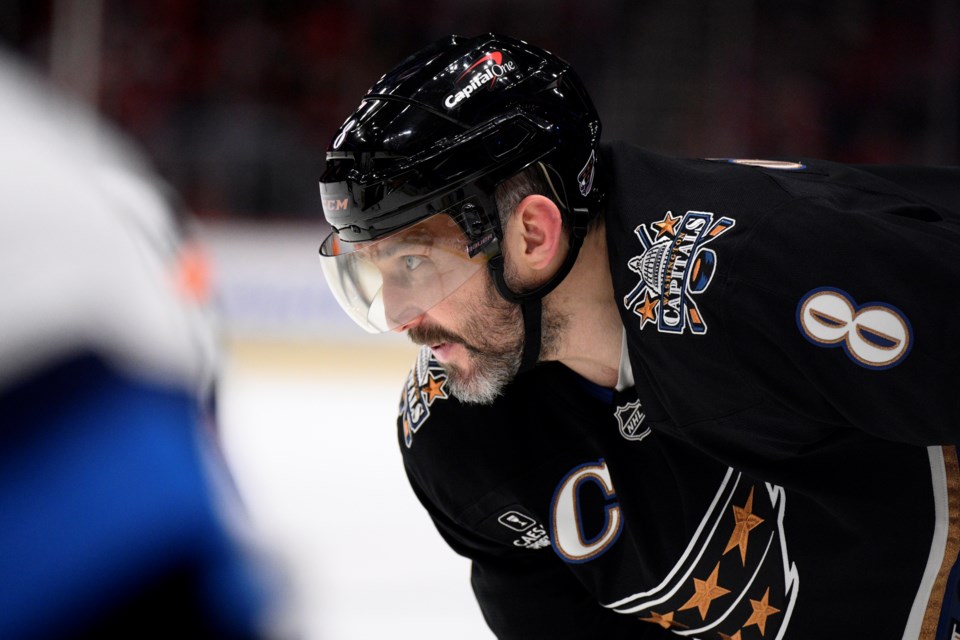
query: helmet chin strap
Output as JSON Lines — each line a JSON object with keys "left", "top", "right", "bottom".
{"left": 518, "top": 298, "right": 542, "bottom": 373}
{"left": 487, "top": 206, "right": 590, "bottom": 374}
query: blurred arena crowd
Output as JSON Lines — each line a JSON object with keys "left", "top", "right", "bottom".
{"left": 1, "top": 0, "right": 956, "bottom": 220}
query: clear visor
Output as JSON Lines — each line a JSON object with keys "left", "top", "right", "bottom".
{"left": 320, "top": 213, "right": 497, "bottom": 332}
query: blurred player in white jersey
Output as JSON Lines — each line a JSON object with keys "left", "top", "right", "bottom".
{"left": 0, "top": 48, "right": 290, "bottom": 639}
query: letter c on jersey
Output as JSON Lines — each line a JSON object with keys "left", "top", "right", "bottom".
{"left": 550, "top": 460, "right": 623, "bottom": 563}
{"left": 797, "top": 287, "right": 913, "bottom": 369}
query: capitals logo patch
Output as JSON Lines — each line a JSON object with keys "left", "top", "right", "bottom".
{"left": 400, "top": 347, "right": 450, "bottom": 448}
{"left": 623, "top": 210, "right": 736, "bottom": 335}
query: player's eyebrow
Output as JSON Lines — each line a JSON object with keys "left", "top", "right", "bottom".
{"left": 369, "top": 235, "right": 434, "bottom": 260}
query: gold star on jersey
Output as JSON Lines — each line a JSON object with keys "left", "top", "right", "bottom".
{"left": 611, "top": 473, "right": 796, "bottom": 638}
{"left": 400, "top": 347, "right": 451, "bottom": 448}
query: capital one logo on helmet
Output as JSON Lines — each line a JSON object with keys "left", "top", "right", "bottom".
{"left": 443, "top": 51, "right": 518, "bottom": 110}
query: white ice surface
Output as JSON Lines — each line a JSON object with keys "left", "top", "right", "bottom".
{"left": 218, "top": 343, "right": 495, "bottom": 639}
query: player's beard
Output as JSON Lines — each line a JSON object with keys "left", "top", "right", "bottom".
{"left": 407, "top": 275, "right": 525, "bottom": 405}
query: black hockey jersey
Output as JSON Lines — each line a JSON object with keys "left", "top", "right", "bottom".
{"left": 398, "top": 144, "right": 960, "bottom": 639}
{"left": 399, "top": 348, "right": 954, "bottom": 638}
{"left": 603, "top": 142, "right": 960, "bottom": 458}
{"left": 603, "top": 143, "right": 960, "bottom": 636}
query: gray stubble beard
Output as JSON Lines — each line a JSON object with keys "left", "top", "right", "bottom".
{"left": 443, "top": 275, "right": 564, "bottom": 405}
{"left": 441, "top": 282, "right": 524, "bottom": 405}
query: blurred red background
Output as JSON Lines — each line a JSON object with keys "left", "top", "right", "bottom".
{"left": 2, "top": 0, "right": 957, "bottom": 220}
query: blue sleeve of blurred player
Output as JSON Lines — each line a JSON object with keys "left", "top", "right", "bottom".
{"left": 0, "top": 47, "right": 289, "bottom": 639}
{"left": 0, "top": 353, "right": 271, "bottom": 639}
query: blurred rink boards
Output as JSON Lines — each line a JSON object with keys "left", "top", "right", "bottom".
{"left": 199, "top": 221, "right": 493, "bottom": 639}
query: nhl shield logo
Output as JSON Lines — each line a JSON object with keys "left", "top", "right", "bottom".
{"left": 615, "top": 400, "right": 649, "bottom": 441}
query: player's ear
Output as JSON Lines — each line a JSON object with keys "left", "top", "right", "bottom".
{"left": 502, "top": 194, "right": 566, "bottom": 280}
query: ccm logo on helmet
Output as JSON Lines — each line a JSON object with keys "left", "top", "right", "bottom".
{"left": 324, "top": 198, "right": 349, "bottom": 211}
{"left": 443, "top": 51, "right": 518, "bottom": 110}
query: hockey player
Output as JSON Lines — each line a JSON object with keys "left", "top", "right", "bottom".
{"left": 318, "top": 34, "right": 960, "bottom": 638}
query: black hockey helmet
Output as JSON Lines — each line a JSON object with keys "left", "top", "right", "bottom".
{"left": 319, "top": 33, "right": 602, "bottom": 338}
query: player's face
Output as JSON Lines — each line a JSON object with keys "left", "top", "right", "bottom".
{"left": 320, "top": 213, "right": 491, "bottom": 333}
{"left": 400, "top": 267, "right": 524, "bottom": 405}
{"left": 330, "top": 210, "right": 524, "bottom": 404}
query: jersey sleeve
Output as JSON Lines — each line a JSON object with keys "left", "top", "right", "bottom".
{"left": 403, "top": 464, "right": 663, "bottom": 640}
{"left": 722, "top": 186, "right": 960, "bottom": 445}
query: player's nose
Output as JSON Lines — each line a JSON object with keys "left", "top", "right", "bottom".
{"left": 381, "top": 279, "right": 426, "bottom": 332}
{"left": 392, "top": 314, "right": 424, "bottom": 333}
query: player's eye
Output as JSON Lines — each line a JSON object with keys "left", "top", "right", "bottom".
{"left": 404, "top": 255, "right": 425, "bottom": 271}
